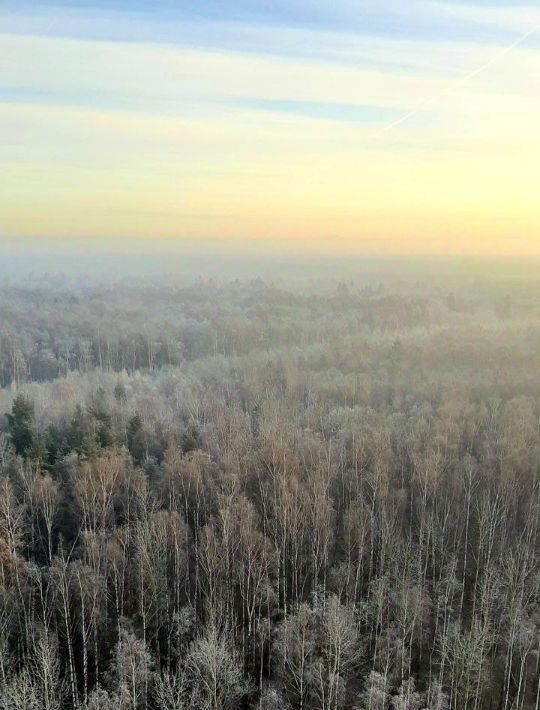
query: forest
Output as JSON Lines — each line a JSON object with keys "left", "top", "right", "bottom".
{"left": 0, "top": 266, "right": 539, "bottom": 709}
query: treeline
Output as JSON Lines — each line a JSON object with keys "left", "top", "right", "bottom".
{"left": 1, "top": 279, "right": 453, "bottom": 387}
{"left": 0, "top": 277, "right": 539, "bottom": 709}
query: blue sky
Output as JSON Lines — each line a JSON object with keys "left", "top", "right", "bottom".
{"left": 3, "top": 0, "right": 539, "bottom": 46}
{"left": 2, "top": 0, "right": 538, "bottom": 119}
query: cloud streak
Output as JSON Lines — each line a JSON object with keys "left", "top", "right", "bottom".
{"left": 381, "top": 21, "right": 540, "bottom": 132}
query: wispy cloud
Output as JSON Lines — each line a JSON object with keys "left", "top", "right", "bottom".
{"left": 219, "top": 98, "right": 409, "bottom": 124}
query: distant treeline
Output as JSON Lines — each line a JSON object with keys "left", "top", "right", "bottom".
{"left": 2, "top": 281, "right": 450, "bottom": 387}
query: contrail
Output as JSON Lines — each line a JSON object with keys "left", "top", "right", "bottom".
{"left": 381, "top": 24, "right": 540, "bottom": 134}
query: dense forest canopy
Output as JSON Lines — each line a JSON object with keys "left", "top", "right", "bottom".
{"left": 0, "top": 265, "right": 539, "bottom": 709}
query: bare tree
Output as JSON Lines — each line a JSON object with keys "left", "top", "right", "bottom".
{"left": 184, "top": 624, "right": 250, "bottom": 710}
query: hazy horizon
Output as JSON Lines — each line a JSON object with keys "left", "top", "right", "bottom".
{"left": 3, "top": 237, "right": 540, "bottom": 286}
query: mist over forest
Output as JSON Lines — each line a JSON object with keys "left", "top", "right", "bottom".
{"left": 0, "top": 257, "right": 539, "bottom": 709}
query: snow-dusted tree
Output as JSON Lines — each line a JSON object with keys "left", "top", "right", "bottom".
{"left": 273, "top": 604, "right": 317, "bottom": 710}
{"left": 355, "top": 671, "right": 390, "bottom": 710}
{"left": 153, "top": 669, "right": 188, "bottom": 710}
{"left": 390, "top": 678, "right": 423, "bottom": 710}
{"left": 0, "top": 669, "right": 40, "bottom": 710}
{"left": 31, "top": 631, "right": 66, "bottom": 710}
{"left": 110, "top": 627, "right": 154, "bottom": 710}
{"left": 184, "top": 624, "right": 250, "bottom": 710}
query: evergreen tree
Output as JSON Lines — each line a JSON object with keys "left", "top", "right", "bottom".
{"left": 6, "top": 392, "right": 34, "bottom": 456}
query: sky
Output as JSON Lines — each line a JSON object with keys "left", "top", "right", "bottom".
{"left": 1, "top": 0, "right": 540, "bottom": 256}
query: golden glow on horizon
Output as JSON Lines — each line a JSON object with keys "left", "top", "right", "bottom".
{"left": 1, "top": 28, "right": 540, "bottom": 255}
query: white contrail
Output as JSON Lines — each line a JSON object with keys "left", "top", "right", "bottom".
{"left": 381, "top": 24, "right": 540, "bottom": 133}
